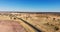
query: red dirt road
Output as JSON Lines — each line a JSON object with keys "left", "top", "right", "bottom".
{"left": 0, "top": 20, "right": 26, "bottom": 32}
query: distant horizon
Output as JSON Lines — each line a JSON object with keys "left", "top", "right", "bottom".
{"left": 0, "top": 11, "right": 58, "bottom": 12}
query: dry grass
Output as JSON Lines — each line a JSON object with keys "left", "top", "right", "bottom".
{"left": 0, "top": 13, "right": 60, "bottom": 32}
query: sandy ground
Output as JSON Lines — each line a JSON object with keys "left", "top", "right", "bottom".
{"left": 16, "top": 13, "right": 60, "bottom": 32}
{"left": 0, "top": 13, "right": 60, "bottom": 32}
{"left": 0, "top": 20, "right": 26, "bottom": 32}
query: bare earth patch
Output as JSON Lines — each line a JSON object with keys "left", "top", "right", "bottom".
{"left": 0, "top": 20, "right": 26, "bottom": 32}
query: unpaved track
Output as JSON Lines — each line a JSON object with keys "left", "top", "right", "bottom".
{"left": 17, "top": 18, "right": 42, "bottom": 32}
{"left": 0, "top": 20, "right": 26, "bottom": 32}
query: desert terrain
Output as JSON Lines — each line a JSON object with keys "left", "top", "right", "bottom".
{"left": 0, "top": 12, "right": 60, "bottom": 32}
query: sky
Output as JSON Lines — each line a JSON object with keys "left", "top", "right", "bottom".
{"left": 0, "top": 0, "right": 60, "bottom": 12}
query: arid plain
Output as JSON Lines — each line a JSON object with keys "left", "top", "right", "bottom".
{"left": 0, "top": 12, "right": 60, "bottom": 32}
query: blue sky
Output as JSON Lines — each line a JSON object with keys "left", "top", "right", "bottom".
{"left": 0, "top": 0, "right": 60, "bottom": 12}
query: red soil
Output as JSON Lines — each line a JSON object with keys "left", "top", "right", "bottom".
{"left": 0, "top": 20, "right": 26, "bottom": 32}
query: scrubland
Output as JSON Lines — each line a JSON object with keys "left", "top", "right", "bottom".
{"left": 0, "top": 12, "right": 60, "bottom": 32}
